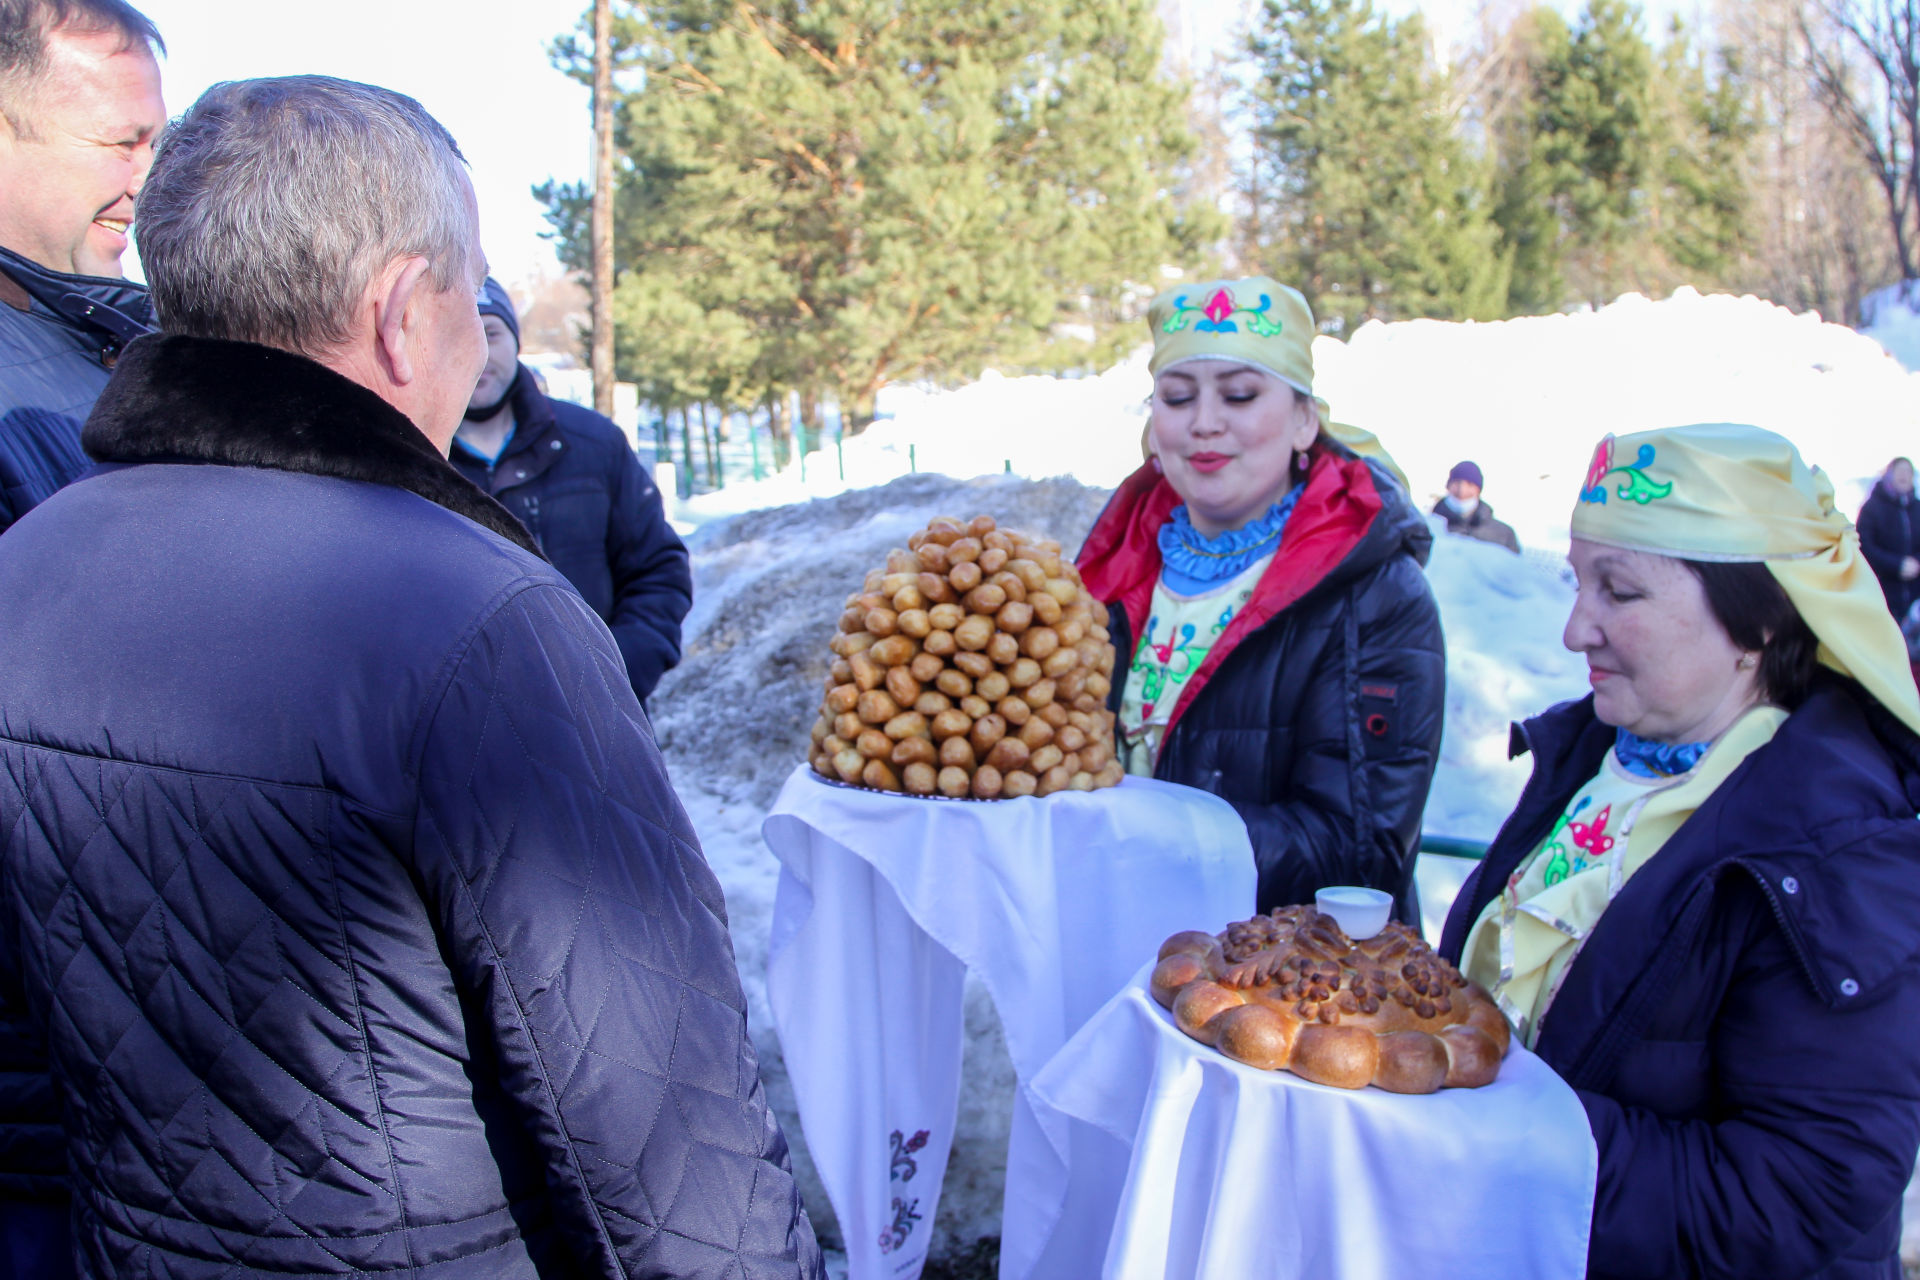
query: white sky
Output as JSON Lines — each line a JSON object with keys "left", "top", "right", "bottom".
{"left": 135, "top": 0, "right": 1709, "bottom": 289}
{"left": 135, "top": 0, "right": 593, "bottom": 286}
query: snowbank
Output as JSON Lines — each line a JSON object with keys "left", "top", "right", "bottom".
{"left": 1862, "top": 280, "right": 1920, "bottom": 374}
{"left": 679, "top": 290, "right": 1920, "bottom": 557}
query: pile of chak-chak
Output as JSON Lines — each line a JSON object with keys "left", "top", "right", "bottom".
{"left": 1151, "top": 907, "right": 1511, "bottom": 1093}
{"left": 809, "top": 515, "right": 1126, "bottom": 800}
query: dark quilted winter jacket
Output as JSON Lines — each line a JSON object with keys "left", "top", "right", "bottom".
{"left": 0, "top": 244, "right": 151, "bottom": 534}
{"left": 0, "top": 334, "right": 823, "bottom": 1278}
{"left": 1078, "top": 447, "right": 1445, "bottom": 921}
{"left": 450, "top": 367, "right": 692, "bottom": 703}
{"left": 1857, "top": 480, "right": 1920, "bottom": 622}
{"left": 1440, "top": 682, "right": 1920, "bottom": 1280}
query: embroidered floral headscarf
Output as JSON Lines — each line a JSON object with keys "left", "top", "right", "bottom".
{"left": 1145, "top": 277, "right": 1409, "bottom": 491}
{"left": 1571, "top": 423, "right": 1920, "bottom": 735}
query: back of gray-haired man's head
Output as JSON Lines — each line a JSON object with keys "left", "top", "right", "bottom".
{"left": 0, "top": 0, "right": 162, "bottom": 134}
{"left": 136, "top": 76, "right": 473, "bottom": 358}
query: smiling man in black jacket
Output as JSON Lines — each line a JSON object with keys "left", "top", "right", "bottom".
{"left": 0, "top": 0, "right": 164, "bottom": 536}
{"left": 451, "top": 280, "right": 692, "bottom": 703}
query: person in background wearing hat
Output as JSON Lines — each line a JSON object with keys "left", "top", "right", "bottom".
{"left": 1432, "top": 460, "right": 1519, "bottom": 553}
{"left": 453, "top": 279, "right": 691, "bottom": 703}
{"left": 1078, "top": 277, "right": 1444, "bottom": 922}
{"left": 1439, "top": 425, "right": 1920, "bottom": 1280}
{"left": 1857, "top": 455, "right": 1920, "bottom": 624}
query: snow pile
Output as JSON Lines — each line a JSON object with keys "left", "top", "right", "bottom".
{"left": 1861, "top": 280, "right": 1920, "bottom": 374}
{"left": 1322, "top": 289, "right": 1920, "bottom": 549}
{"left": 680, "top": 289, "right": 1920, "bottom": 555}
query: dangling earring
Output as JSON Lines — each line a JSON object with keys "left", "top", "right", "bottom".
{"left": 1294, "top": 451, "right": 1311, "bottom": 475}
{"left": 1737, "top": 653, "right": 1758, "bottom": 671}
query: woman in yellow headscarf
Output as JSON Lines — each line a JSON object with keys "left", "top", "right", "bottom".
{"left": 1439, "top": 423, "right": 1920, "bottom": 1280}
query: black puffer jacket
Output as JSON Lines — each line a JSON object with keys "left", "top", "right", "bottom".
{"left": 1079, "top": 448, "right": 1445, "bottom": 920}
{"left": 450, "top": 368, "right": 691, "bottom": 702}
{"left": 0, "top": 244, "right": 151, "bottom": 534}
{"left": 0, "top": 334, "right": 822, "bottom": 1278}
{"left": 1857, "top": 480, "right": 1920, "bottom": 622}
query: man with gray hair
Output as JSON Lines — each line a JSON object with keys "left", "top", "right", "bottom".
{"left": 0, "top": 75, "right": 823, "bottom": 1279}
{"left": 0, "top": 0, "right": 164, "bottom": 535}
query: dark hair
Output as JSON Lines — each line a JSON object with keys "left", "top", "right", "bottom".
{"left": 1682, "top": 560, "right": 1819, "bottom": 709}
{"left": 0, "top": 0, "right": 162, "bottom": 133}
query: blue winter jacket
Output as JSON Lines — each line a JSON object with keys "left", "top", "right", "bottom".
{"left": 0, "top": 244, "right": 151, "bottom": 534}
{"left": 0, "top": 333, "right": 823, "bottom": 1278}
{"left": 450, "top": 368, "right": 691, "bottom": 703}
{"left": 1440, "top": 680, "right": 1920, "bottom": 1280}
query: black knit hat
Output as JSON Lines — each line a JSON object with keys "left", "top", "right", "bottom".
{"left": 477, "top": 277, "right": 521, "bottom": 349}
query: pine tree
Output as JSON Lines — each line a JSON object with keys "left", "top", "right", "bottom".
{"left": 1487, "top": 0, "right": 1761, "bottom": 309}
{"left": 1244, "top": 0, "right": 1509, "bottom": 334}
{"left": 547, "top": 0, "right": 1212, "bottom": 434}
{"left": 1646, "top": 25, "right": 1755, "bottom": 285}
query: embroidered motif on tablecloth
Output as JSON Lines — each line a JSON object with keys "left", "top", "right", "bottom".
{"left": 878, "top": 1127, "right": 931, "bottom": 1256}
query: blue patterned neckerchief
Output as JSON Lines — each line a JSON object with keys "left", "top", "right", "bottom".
{"left": 1157, "top": 487, "right": 1302, "bottom": 596}
{"left": 1613, "top": 728, "right": 1711, "bottom": 779}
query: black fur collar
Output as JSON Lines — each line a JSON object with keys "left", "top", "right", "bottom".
{"left": 84, "top": 333, "right": 541, "bottom": 557}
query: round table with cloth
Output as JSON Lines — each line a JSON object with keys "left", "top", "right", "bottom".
{"left": 1017, "top": 966, "right": 1598, "bottom": 1279}
{"left": 762, "top": 765, "right": 1256, "bottom": 1280}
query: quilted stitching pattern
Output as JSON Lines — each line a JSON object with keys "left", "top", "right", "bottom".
{"left": 412, "top": 586, "right": 817, "bottom": 1278}
{"left": 0, "top": 553, "right": 819, "bottom": 1274}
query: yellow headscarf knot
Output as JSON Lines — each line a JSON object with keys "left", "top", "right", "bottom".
{"left": 1570, "top": 423, "right": 1920, "bottom": 736}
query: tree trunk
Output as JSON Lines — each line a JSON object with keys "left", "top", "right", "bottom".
{"left": 590, "top": 0, "right": 615, "bottom": 417}
{"left": 699, "top": 401, "right": 720, "bottom": 488}
{"left": 679, "top": 407, "right": 697, "bottom": 492}
{"left": 842, "top": 387, "right": 879, "bottom": 436}
{"left": 767, "top": 392, "right": 792, "bottom": 470}
{"left": 798, "top": 388, "right": 821, "bottom": 453}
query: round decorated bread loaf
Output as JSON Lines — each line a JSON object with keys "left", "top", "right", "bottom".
{"left": 808, "top": 514, "right": 1125, "bottom": 799}
{"left": 1149, "top": 906, "right": 1511, "bottom": 1092}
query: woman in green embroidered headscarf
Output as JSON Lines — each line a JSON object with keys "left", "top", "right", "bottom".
{"left": 1077, "top": 277, "right": 1444, "bottom": 920}
{"left": 1438, "top": 423, "right": 1920, "bottom": 1280}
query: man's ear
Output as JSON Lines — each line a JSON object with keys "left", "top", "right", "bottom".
{"left": 371, "top": 256, "right": 432, "bottom": 386}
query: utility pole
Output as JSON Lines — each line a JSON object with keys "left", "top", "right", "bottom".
{"left": 591, "top": 0, "right": 615, "bottom": 417}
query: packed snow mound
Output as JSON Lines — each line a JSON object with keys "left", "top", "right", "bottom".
{"left": 679, "top": 290, "right": 1920, "bottom": 558}
{"left": 656, "top": 472, "right": 1589, "bottom": 1262}
{"left": 1861, "top": 279, "right": 1920, "bottom": 374}
{"left": 1318, "top": 289, "right": 1919, "bottom": 550}
{"left": 1421, "top": 528, "right": 1584, "bottom": 840}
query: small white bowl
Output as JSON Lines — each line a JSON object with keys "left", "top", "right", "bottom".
{"left": 1316, "top": 886, "right": 1393, "bottom": 940}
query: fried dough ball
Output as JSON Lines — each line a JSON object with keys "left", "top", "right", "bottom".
{"left": 817, "top": 515, "right": 1125, "bottom": 799}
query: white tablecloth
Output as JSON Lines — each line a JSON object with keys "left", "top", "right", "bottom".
{"left": 1021, "top": 967, "right": 1598, "bottom": 1280}
{"left": 763, "top": 766, "right": 1255, "bottom": 1280}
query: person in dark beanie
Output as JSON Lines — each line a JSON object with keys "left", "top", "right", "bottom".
{"left": 452, "top": 278, "right": 691, "bottom": 703}
{"left": 1432, "top": 459, "right": 1520, "bottom": 553}
{"left": 1858, "top": 456, "right": 1920, "bottom": 624}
